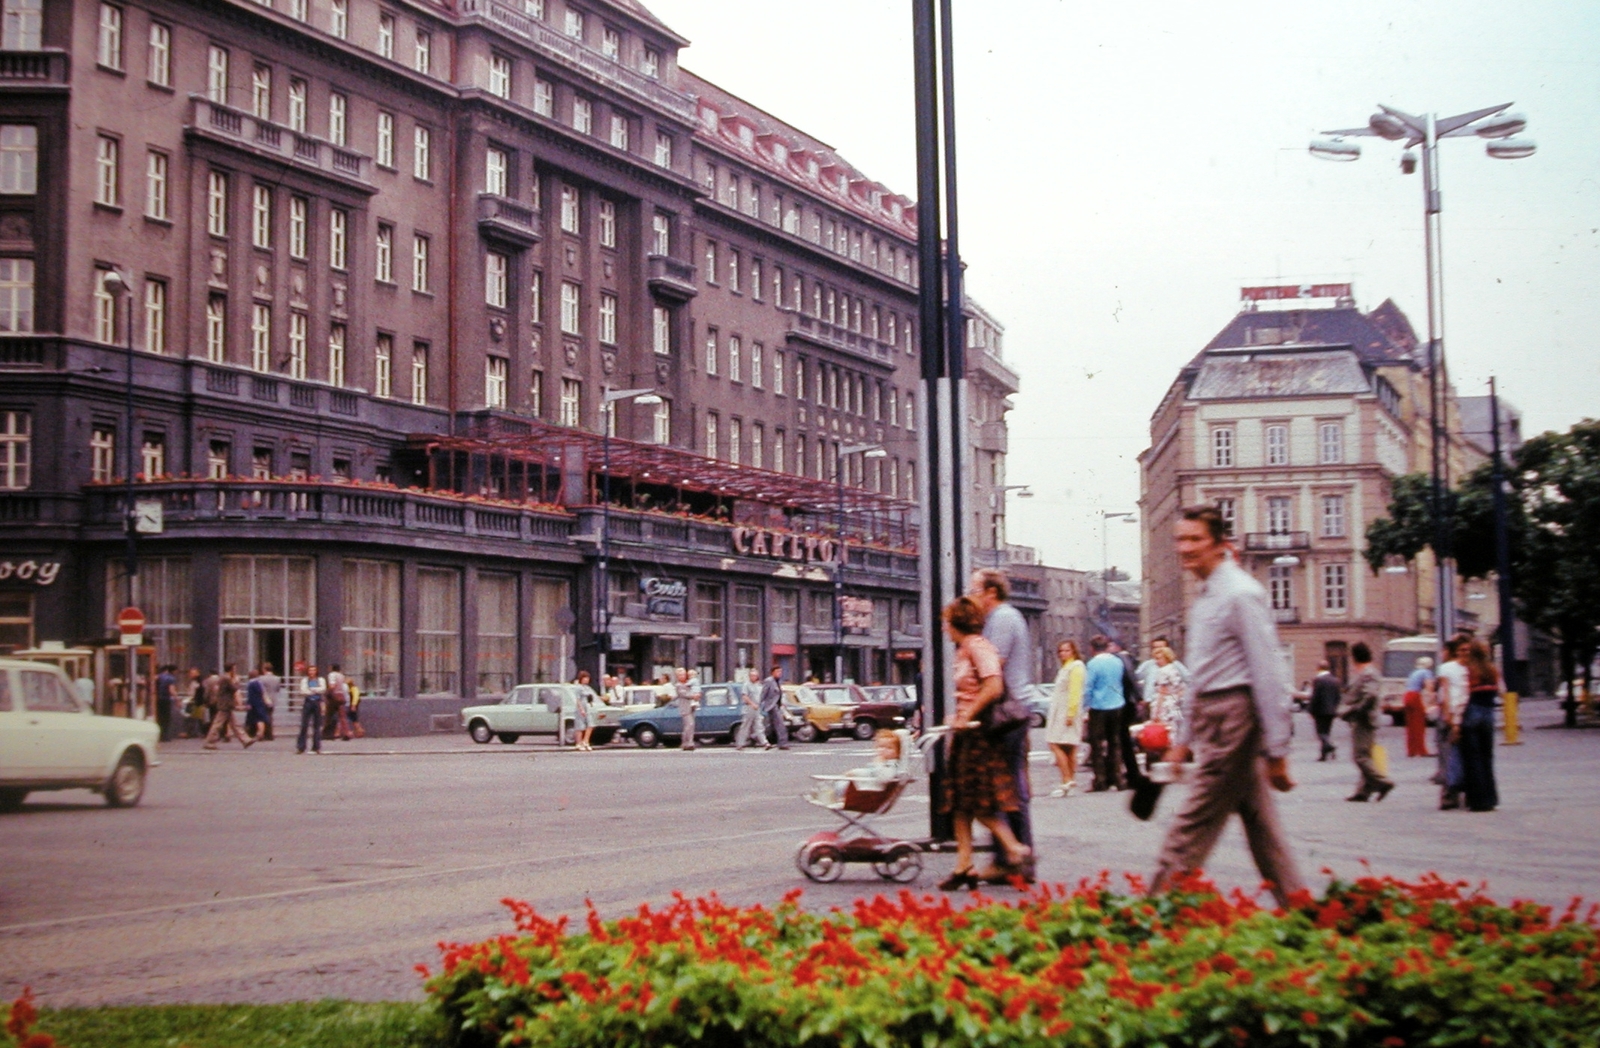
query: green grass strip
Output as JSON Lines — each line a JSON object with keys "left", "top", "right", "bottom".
{"left": 31, "top": 1000, "right": 448, "bottom": 1048}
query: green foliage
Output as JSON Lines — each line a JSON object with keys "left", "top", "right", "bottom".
{"left": 7, "top": 1000, "right": 446, "bottom": 1048}
{"left": 423, "top": 875, "right": 1600, "bottom": 1048}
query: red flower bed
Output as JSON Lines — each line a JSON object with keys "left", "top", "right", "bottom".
{"left": 424, "top": 872, "right": 1600, "bottom": 1047}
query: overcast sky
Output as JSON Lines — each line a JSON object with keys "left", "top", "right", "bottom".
{"left": 646, "top": 0, "right": 1600, "bottom": 578}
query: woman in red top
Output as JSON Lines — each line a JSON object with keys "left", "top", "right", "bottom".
{"left": 937, "top": 596, "right": 1030, "bottom": 890}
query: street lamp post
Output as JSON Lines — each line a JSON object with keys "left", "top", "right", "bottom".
{"left": 1311, "top": 102, "right": 1535, "bottom": 644}
{"left": 597, "top": 387, "right": 661, "bottom": 689}
{"left": 987, "top": 485, "right": 1032, "bottom": 568}
{"left": 1099, "top": 511, "right": 1136, "bottom": 640}
{"left": 100, "top": 269, "right": 137, "bottom": 607}
{"left": 834, "top": 442, "right": 886, "bottom": 684}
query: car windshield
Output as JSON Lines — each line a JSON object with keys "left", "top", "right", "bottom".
{"left": 816, "top": 687, "right": 857, "bottom": 705}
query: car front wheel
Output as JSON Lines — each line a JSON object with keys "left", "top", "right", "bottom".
{"left": 633, "top": 725, "right": 661, "bottom": 749}
{"left": 105, "top": 751, "right": 146, "bottom": 808}
{"left": 792, "top": 722, "right": 818, "bottom": 744}
{"left": 589, "top": 728, "right": 615, "bottom": 746}
{"left": 468, "top": 720, "right": 494, "bottom": 745}
{"left": 497, "top": 733, "right": 520, "bottom": 744}
{"left": 852, "top": 719, "right": 877, "bottom": 741}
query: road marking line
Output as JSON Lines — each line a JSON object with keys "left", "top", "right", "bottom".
{"left": 0, "top": 819, "right": 893, "bottom": 934}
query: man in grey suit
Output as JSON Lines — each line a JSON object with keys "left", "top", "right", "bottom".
{"left": 1149, "top": 506, "right": 1305, "bottom": 908}
{"left": 969, "top": 568, "right": 1036, "bottom": 881}
{"left": 1338, "top": 642, "right": 1394, "bottom": 802}
{"left": 759, "top": 665, "right": 789, "bottom": 749}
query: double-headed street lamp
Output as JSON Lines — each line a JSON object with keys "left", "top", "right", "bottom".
{"left": 1311, "top": 102, "right": 1535, "bottom": 643}
{"left": 834, "top": 441, "right": 886, "bottom": 684}
{"left": 99, "top": 269, "right": 137, "bottom": 607}
{"left": 987, "top": 485, "right": 1033, "bottom": 567}
{"left": 597, "top": 387, "right": 661, "bottom": 687}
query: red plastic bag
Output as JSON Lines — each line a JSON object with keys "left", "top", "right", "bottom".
{"left": 1137, "top": 720, "right": 1170, "bottom": 753}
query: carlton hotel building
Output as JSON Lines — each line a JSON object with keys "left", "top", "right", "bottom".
{"left": 0, "top": 0, "right": 1018, "bottom": 727}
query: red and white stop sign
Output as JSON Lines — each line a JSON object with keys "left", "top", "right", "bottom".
{"left": 117, "top": 607, "right": 146, "bottom": 635}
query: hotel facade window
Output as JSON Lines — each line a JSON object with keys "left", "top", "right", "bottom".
{"left": 329, "top": 0, "right": 347, "bottom": 38}
{"left": 414, "top": 29, "right": 431, "bottom": 74}
{"left": 653, "top": 132, "right": 672, "bottom": 168}
{"left": 329, "top": 208, "right": 347, "bottom": 269}
{"left": 288, "top": 312, "right": 307, "bottom": 378}
{"left": 485, "top": 251, "right": 508, "bottom": 308}
{"left": 486, "top": 355, "right": 507, "bottom": 408}
{"left": 146, "top": 21, "right": 169, "bottom": 85}
{"left": 598, "top": 292, "right": 617, "bottom": 344}
{"left": 485, "top": 146, "right": 507, "bottom": 195}
{"left": 288, "top": 77, "right": 306, "bottom": 131}
{"left": 376, "top": 111, "right": 394, "bottom": 167}
{"left": 528, "top": 370, "right": 542, "bottom": 415}
{"left": 0, "top": 258, "right": 33, "bottom": 333}
{"left": 205, "top": 169, "right": 227, "bottom": 236}
{"left": 205, "top": 294, "right": 226, "bottom": 361}
{"left": 411, "top": 344, "right": 428, "bottom": 405}
{"left": 559, "top": 185, "right": 579, "bottom": 233}
{"left": 0, "top": 411, "right": 28, "bottom": 489}
{"left": 205, "top": 45, "right": 228, "bottom": 103}
{"left": 328, "top": 92, "right": 347, "bottom": 146}
{"left": 598, "top": 199, "right": 615, "bottom": 246}
{"left": 288, "top": 195, "right": 307, "bottom": 258}
{"left": 651, "top": 212, "right": 670, "bottom": 254}
{"left": 1265, "top": 495, "right": 1292, "bottom": 535}
{"left": 1268, "top": 564, "right": 1293, "bottom": 612}
{"left": 143, "top": 278, "right": 165, "bottom": 353}
{"left": 704, "top": 326, "right": 717, "bottom": 374}
{"left": 412, "top": 235, "right": 429, "bottom": 292}
{"left": 609, "top": 113, "right": 628, "bottom": 150}
{"left": 413, "top": 125, "right": 431, "bottom": 179}
{"left": 97, "top": 3, "right": 122, "bottom": 69}
{"left": 145, "top": 149, "right": 167, "bottom": 218}
{"left": 652, "top": 305, "right": 670, "bottom": 356}
{"left": 91, "top": 426, "right": 115, "bottom": 483}
{"left": 374, "top": 333, "right": 392, "bottom": 396}
{"left": 533, "top": 78, "right": 553, "bottom": 116}
{"left": 250, "top": 303, "right": 271, "bottom": 371}
{"left": 375, "top": 223, "right": 393, "bottom": 282}
{"left": 0, "top": 125, "right": 36, "bottom": 194}
{"left": 251, "top": 184, "right": 272, "bottom": 248}
{"left": 251, "top": 64, "right": 270, "bottom": 118}
{"left": 559, "top": 281, "right": 580, "bottom": 334}
{"left": 92, "top": 269, "right": 116, "bottom": 343}
{"left": 572, "top": 97, "right": 592, "bottom": 135}
{"left": 94, "top": 135, "right": 118, "bottom": 207}
{"left": 377, "top": 13, "right": 394, "bottom": 58}
{"left": 559, "top": 377, "right": 581, "bottom": 427}
{"left": 652, "top": 399, "right": 670, "bottom": 443}
{"left": 328, "top": 323, "right": 345, "bottom": 386}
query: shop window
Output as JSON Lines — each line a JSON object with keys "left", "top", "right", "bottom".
{"left": 528, "top": 577, "right": 570, "bottom": 681}
{"left": 733, "top": 585, "right": 761, "bottom": 681}
{"left": 477, "top": 571, "right": 517, "bottom": 696}
{"left": 221, "top": 555, "right": 314, "bottom": 680}
{"left": 416, "top": 566, "right": 460, "bottom": 695}
{"left": 342, "top": 558, "right": 399, "bottom": 696}
{"left": 104, "top": 556, "right": 191, "bottom": 669}
{"left": 0, "top": 591, "right": 33, "bottom": 654}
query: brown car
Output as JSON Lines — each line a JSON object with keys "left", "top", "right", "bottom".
{"left": 806, "top": 683, "right": 908, "bottom": 741}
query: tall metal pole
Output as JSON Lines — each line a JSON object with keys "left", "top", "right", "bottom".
{"left": 939, "top": 0, "right": 966, "bottom": 595}
{"left": 834, "top": 457, "right": 845, "bottom": 684}
{"left": 119, "top": 278, "right": 137, "bottom": 608}
{"left": 1420, "top": 115, "right": 1456, "bottom": 644}
{"left": 1489, "top": 377, "right": 1517, "bottom": 692}
{"left": 912, "top": 0, "right": 950, "bottom": 840}
{"left": 598, "top": 418, "right": 610, "bottom": 689}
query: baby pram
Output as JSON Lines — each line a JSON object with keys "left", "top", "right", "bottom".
{"left": 795, "top": 728, "right": 940, "bottom": 883}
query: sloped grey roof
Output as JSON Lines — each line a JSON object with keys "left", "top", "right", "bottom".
{"left": 1189, "top": 349, "right": 1371, "bottom": 400}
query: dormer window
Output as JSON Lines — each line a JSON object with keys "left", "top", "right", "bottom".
{"left": 700, "top": 106, "right": 718, "bottom": 131}
{"left": 890, "top": 200, "right": 902, "bottom": 219}
{"left": 806, "top": 158, "right": 818, "bottom": 178}
{"left": 738, "top": 124, "right": 754, "bottom": 148}
{"left": 772, "top": 142, "right": 787, "bottom": 164}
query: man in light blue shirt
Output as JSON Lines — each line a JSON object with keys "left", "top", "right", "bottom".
{"left": 1083, "top": 636, "right": 1127, "bottom": 791}
{"left": 970, "top": 569, "right": 1036, "bottom": 877}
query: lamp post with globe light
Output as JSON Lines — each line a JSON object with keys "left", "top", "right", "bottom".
{"left": 834, "top": 441, "right": 886, "bottom": 684}
{"left": 1310, "top": 102, "right": 1534, "bottom": 644}
{"left": 597, "top": 387, "right": 661, "bottom": 687}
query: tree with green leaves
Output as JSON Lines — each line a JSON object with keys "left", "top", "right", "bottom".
{"left": 1365, "top": 420, "right": 1600, "bottom": 724}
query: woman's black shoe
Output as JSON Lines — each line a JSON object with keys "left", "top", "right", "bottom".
{"left": 938, "top": 869, "right": 978, "bottom": 891}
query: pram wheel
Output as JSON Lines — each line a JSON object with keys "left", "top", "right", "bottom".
{"left": 871, "top": 843, "right": 923, "bottom": 883}
{"left": 796, "top": 840, "right": 846, "bottom": 882}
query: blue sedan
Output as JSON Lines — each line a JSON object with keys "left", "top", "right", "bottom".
{"left": 617, "top": 682, "right": 746, "bottom": 748}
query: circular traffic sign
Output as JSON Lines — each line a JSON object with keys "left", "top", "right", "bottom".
{"left": 117, "top": 606, "right": 146, "bottom": 634}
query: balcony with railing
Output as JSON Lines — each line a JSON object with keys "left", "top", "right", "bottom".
{"left": 477, "top": 193, "right": 542, "bottom": 246}
{"left": 455, "top": 0, "right": 696, "bottom": 122}
{"left": 83, "top": 479, "right": 575, "bottom": 546}
{"left": 0, "top": 49, "right": 69, "bottom": 86}
{"left": 187, "top": 97, "right": 374, "bottom": 191}
{"left": 1243, "top": 531, "right": 1310, "bottom": 552}
{"left": 646, "top": 254, "right": 697, "bottom": 301}
{"left": 784, "top": 312, "right": 896, "bottom": 368}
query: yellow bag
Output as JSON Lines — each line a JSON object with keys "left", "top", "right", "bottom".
{"left": 1372, "top": 743, "right": 1389, "bottom": 777}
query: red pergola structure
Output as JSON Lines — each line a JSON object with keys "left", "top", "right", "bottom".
{"left": 407, "top": 416, "right": 920, "bottom": 552}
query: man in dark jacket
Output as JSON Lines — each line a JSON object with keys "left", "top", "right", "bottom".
{"left": 758, "top": 665, "right": 788, "bottom": 749}
{"left": 1337, "top": 642, "right": 1393, "bottom": 802}
{"left": 1309, "top": 661, "right": 1342, "bottom": 762}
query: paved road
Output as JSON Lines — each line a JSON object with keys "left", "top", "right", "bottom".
{"left": 4, "top": 698, "right": 1597, "bottom": 1006}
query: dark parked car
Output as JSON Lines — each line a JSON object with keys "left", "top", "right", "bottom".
{"left": 618, "top": 682, "right": 802, "bottom": 748}
{"left": 809, "top": 683, "right": 906, "bottom": 741}
{"left": 862, "top": 684, "right": 919, "bottom": 722}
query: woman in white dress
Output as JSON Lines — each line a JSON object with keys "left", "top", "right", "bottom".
{"left": 1144, "top": 645, "right": 1187, "bottom": 744}
{"left": 1045, "top": 640, "right": 1085, "bottom": 797}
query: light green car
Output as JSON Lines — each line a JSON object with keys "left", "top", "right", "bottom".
{"left": 459, "top": 683, "right": 620, "bottom": 746}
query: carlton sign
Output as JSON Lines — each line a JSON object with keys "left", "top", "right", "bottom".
{"left": 730, "top": 526, "right": 839, "bottom": 565}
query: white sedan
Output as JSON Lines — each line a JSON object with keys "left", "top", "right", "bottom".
{"left": 0, "top": 658, "right": 160, "bottom": 810}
